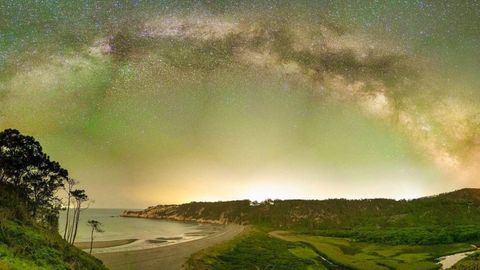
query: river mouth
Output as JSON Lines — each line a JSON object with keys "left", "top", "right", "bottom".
{"left": 437, "top": 246, "right": 478, "bottom": 269}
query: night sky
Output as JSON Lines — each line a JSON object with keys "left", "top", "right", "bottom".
{"left": 0, "top": 1, "right": 479, "bottom": 208}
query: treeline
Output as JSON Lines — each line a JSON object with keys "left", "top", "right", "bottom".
{"left": 176, "top": 200, "right": 251, "bottom": 223}
{"left": 252, "top": 195, "right": 480, "bottom": 229}
{"left": 156, "top": 195, "right": 480, "bottom": 229}
{"left": 0, "top": 129, "right": 89, "bottom": 244}
{"left": 304, "top": 226, "right": 480, "bottom": 245}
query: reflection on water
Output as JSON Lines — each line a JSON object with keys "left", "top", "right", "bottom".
{"left": 58, "top": 208, "right": 220, "bottom": 253}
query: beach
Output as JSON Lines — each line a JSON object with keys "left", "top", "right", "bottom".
{"left": 94, "top": 224, "right": 244, "bottom": 270}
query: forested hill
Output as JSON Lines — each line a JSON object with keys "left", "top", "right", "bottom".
{"left": 123, "top": 188, "right": 480, "bottom": 229}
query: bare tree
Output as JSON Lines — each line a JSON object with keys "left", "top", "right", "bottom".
{"left": 87, "top": 220, "right": 104, "bottom": 254}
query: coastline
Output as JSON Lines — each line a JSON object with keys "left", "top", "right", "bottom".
{"left": 121, "top": 210, "right": 231, "bottom": 225}
{"left": 75, "top": 239, "right": 138, "bottom": 249}
{"left": 94, "top": 224, "right": 244, "bottom": 270}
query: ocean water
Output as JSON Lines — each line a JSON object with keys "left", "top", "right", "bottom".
{"left": 58, "top": 208, "right": 219, "bottom": 253}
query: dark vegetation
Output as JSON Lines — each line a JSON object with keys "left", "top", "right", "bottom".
{"left": 0, "top": 129, "right": 106, "bottom": 270}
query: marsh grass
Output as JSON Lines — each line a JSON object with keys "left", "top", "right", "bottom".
{"left": 275, "top": 232, "right": 474, "bottom": 270}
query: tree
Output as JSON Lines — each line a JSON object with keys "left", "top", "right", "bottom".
{"left": 68, "top": 189, "right": 88, "bottom": 244}
{"left": 63, "top": 178, "right": 78, "bottom": 240}
{"left": 0, "top": 129, "right": 67, "bottom": 226}
{"left": 0, "top": 129, "right": 94, "bottom": 246}
{"left": 87, "top": 220, "right": 104, "bottom": 254}
{"left": 23, "top": 162, "right": 67, "bottom": 219}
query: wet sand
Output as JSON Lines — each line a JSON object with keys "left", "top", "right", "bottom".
{"left": 95, "top": 224, "right": 244, "bottom": 270}
{"left": 75, "top": 239, "right": 138, "bottom": 249}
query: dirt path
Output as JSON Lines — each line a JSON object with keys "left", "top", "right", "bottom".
{"left": 95, "top": 224, "right": 244, "bottom": 270}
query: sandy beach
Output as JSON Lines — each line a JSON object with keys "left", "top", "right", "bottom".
{"left": 95, "top": 224, "right": 244, "bottom": 270}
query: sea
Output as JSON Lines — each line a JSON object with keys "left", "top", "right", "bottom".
{"left": 58, "top": 208, "right": 220, "bottom": 253}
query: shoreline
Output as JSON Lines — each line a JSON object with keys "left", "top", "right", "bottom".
{"left": 95, "top": 224, "right": 244, "bottom": 270}
{"left": 120, "top": 212, "right": 229, "bottom": 225}
{"left": 75, "top": 239, "right": 138, "bottom": 249}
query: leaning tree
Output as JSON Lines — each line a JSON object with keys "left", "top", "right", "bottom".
{"left": 87, "top": 220, "right": 104, "bottom": 254}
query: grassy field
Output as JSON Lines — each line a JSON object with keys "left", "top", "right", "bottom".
{"left": 187, "top": 227, "right": 476, "bottom": 270}
{"left": 271, "top": 231, "right": 475, "bottom": 270}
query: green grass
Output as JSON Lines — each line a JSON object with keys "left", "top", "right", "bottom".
{"left": 0, "top": 183, "right": 107, "bottom": 270}
{"left": 0, "top": 243, "right": 45, "bottom": 270}
{"left": 289, "top": 247, "right": 328, "bottom": 270}
{"left": 272, "top": 231, "right": 475, "bottom": 270}
{"left": 0, "top": 219, "right": 107, "bottom": 270}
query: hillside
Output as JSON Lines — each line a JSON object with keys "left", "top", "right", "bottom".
{"left": 0, "top": 183, "right": 107, "bottom": 270}
{"left": 124, "top": 188, "right": 480, "bottom": 227}
{"left": 124, "top": 188, "right": 480, "bottom": 244}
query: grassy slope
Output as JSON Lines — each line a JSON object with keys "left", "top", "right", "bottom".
{"left": 0, "top": 184, "right": 108, "bottom": 270}
{"left": 0, "top": 220, "right": 108, "bottom": 270}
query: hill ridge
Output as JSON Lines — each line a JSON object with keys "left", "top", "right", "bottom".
{"left": 122, "top": 187, "right": 480, "bottom": 230}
